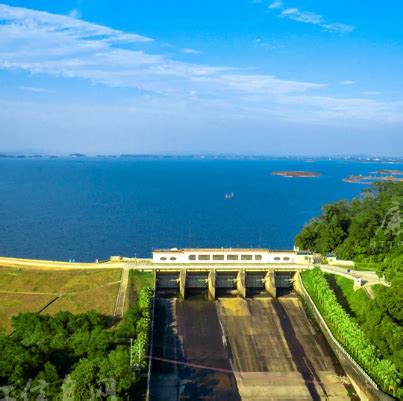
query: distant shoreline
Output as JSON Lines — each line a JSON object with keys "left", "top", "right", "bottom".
{"left": 0, "top": 153, "right": 402, "bottom": 163}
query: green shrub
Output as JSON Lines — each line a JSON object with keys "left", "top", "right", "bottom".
{"left": 301, "top": 268, "right": 401, "bottom": 397}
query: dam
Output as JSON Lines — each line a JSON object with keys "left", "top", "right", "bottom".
{"left": 152, "top": 247, "right": 312, "bottom": 299}
{"left": 148, "top": 248, "right": 359, "bottom": 401}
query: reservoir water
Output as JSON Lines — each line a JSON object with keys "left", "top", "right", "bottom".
{"left": 0, "top": 157, "right": 401, "bottom": 261}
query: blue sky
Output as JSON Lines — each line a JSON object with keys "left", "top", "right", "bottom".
{"left": 0, "top": 0, "right": 402, "bottom": 155}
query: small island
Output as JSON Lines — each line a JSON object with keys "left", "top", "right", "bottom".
{"left": 376, "top": 169, "right": 403, "bottom": 175}
{"left": 343, "top": 174, "right": 403, "bottom": 184}
{"left": 272, "top": 170, "right": 321, "bottom": 178}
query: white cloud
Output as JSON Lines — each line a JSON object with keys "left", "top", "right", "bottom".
{"left": 0, "top": 3, "right": 319, "bottom": 97}
{"left": 280, "top": 8, "right": 323, "bottom": 25}
{"left": 181, "top": 48, "right": 201, "bottom": 55}
{"left": 268, "top": 1, "right": 283, "bottom": 10}
{"left": 271, "top": 4, "right": 354, "bottom": 33}
{"left": 68, "top": 9, "right": 81, "bottom": 19}
{"left": 0, "top": 4, "right": 152, "bottom": 44}
{"left": 221, "top": 74, "right": 323, "bottom": 94}
{"left": 340, "top": 80, "right": 357, "bottom": 85}
{"left": 19, "top": 86, "right": 52, "bottom": 93}
{"left": 362, "top": 91, "right": 381, "bottom": 96}
{"left": 323, "top": 23, "right": 354, "bottom": 33}
{"left": 0, "top": 3, "right": 400, "bottom": 125}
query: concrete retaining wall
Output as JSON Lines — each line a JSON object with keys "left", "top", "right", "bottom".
{"left": 329, "top": 260, "right": 355, "bottom": 267}
{"left": 294, "top": 273, "right": 395, "bottom": 401}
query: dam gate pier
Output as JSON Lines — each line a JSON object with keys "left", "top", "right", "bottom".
{"left": 155, "top": 268, "right": 297, "bottom": 299}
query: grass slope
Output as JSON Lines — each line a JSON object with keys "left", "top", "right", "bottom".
{"left": 0, "top": 267, "right": 122, "bottom": 332}
{"left": 0, "top": 293, "right": 56, "bottom": 331}
{"left": 325, "top": 274, "right": 370, "bottom": 320}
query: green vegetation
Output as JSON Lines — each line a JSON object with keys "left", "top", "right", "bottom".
{"left": 0, "top": 285, "right": 153, "bottom": 400}
{"left": 296, "top": 182, "right": 402, "bottom": 396}
{"left": 0, "top": 268, "right": 121, "bottom": 294}
{"left": 46, "top": 283, "right": 120, "bottom": 316}
{"left": 0, "top": 268, "right": 121, "bottom": 331}
{"left": 295, "top": 182, "right": 402, "bottom": 264}
{"left": 301, "top": 268, "right": 400, "bottom": 397}
{"left": 0, "top": 293, "right": 56, "bottom": 332}
{"left": 124, "top": 270, "right": 154, "bottom": 312}
{"left": 353, "top": 261, "right": 382, "bottom": 271}
{"left": 325, "top": 274, "right": 370, "bottom": 319}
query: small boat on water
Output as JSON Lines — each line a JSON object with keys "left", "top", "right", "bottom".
{"left": 225, "top": 192, "right": 234, "bottom": 200}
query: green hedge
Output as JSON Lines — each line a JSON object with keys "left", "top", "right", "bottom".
{"left": 301, "top": 268, "right": 401, "bottom": 397}
{"left": 132, "top": 286, "right": 153, "bottom": 369}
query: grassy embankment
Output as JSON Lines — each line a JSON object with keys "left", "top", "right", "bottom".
{"left": 0, "top": 267, "right": 122, "bottom": 331}
{"left": 325, "top": 274, "right": 386, "bottom": 319}
{"left": 124, "top": 270, "right": 154, "bottom": 312}
{"left": 324, "top": 274, "right": 370, "bottom": 318}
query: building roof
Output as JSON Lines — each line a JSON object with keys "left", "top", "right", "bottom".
{"left": 153, "top": 248, "right": 296, "bottom": 253}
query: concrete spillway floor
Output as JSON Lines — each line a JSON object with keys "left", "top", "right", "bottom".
{"left": 149, "top": 295, "right": 360, "bottom": 401}
{"left": 149, "top": 297, "right": 241, "bottom": 401}
{"left": 217, "top": 295, "right": 360, "bottom": 401}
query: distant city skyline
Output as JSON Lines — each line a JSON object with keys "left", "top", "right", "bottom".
{"left": 1, "top": 1, "right": 402, "bottom": 156}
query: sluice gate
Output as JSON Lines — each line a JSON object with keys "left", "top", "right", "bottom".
{"left": 155, "top": 272, "right": 179, "bottom": 295}
{"left": 155, "top": 269, "right": 296, "bottom": 299}
{"left": 245, "top": 272, "right": 266, "bottom": 297}
{"left": 216, "top": 271, "right": 238, "bottom": 297}
{"left": 185, "top": 272, "right": 209, "bottom": 297}
{"left": 275, "top": 271, "right": 294, "bottom": 296}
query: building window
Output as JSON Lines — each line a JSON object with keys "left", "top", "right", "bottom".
{"left": 188, "top": 255, "right": 196, "bottom": 261}
{"left": 160, "top": 257, "right": 167, "bottom": 261}
{"left": 283, "top": 257, "right": 290, "bottom": 261}
{"left": 198, "top": 254, "right": 210, "bottom": 261}
{"left": 213, "top": 255, "right": 225, "bottom": 261}
{"left": 227, "top": 254, "right": 239, "bottom": 261}
{"left": 170, "top": 257, "right": 176, "bottom": 261}
{"left": 255, "top": 255, "right": 263, "bottom": 261}
{"left": 241, "top": 255, "right": 253, "bottom": 261}
{"left": 274, "top": 257, "right": 281, "bottom": 261}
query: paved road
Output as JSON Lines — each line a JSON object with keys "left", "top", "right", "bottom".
{"left": 320, "top": 264, "right": 386, "bottom": 286}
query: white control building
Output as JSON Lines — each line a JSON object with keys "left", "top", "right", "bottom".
{"left": 152, "top": 248, "right": 313, "bottom": 265}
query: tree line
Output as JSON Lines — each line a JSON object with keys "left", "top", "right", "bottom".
{"left": 0, "top": 286, "right": 153, "bottom": 400}
{"left": 296, "top": 182, "right": 402, "bottom": 397}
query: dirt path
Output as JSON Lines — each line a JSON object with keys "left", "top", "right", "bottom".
{"left": 113, "top": 267, "right": 129, "bottom": 317}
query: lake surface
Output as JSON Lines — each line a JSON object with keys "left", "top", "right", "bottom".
{"left": 1, "top": 157, "right": 401, "bottom": 261}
